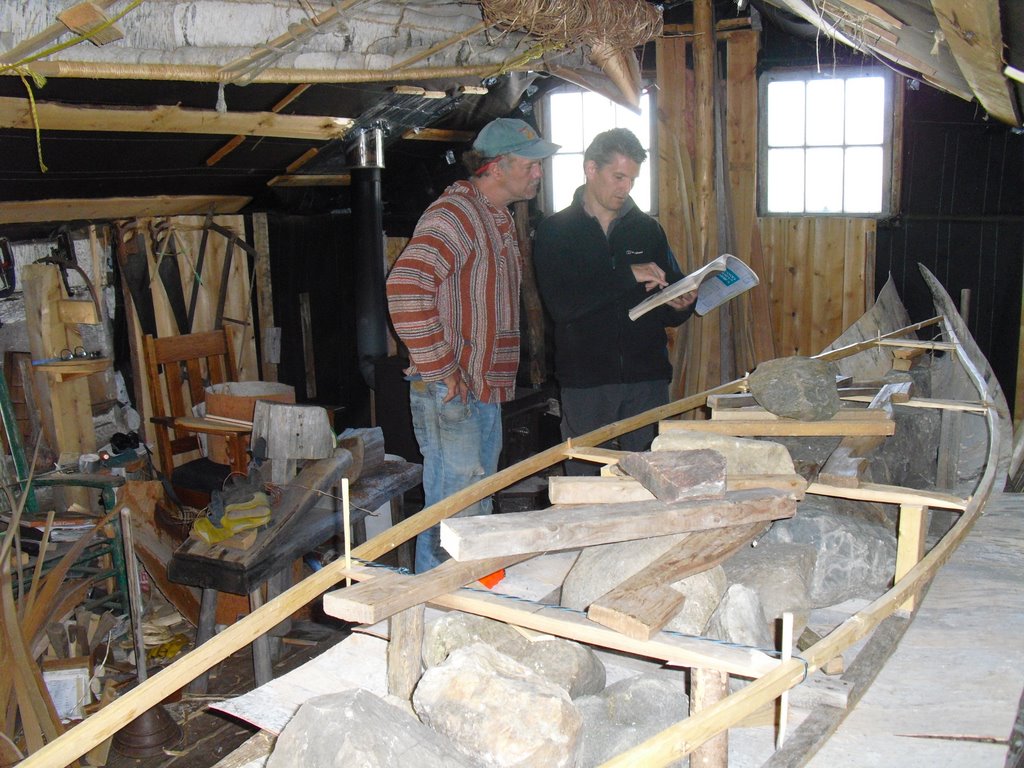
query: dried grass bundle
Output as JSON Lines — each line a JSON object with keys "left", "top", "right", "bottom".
{"left": 481, "top": 0, "right": 663, "bottom": 52}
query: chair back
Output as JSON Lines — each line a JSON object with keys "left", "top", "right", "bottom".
{"left": 142, "top": 329, "right": 239, "bottom": 479}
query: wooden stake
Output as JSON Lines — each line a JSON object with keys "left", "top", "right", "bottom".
{"left": 386, "top": 605, "right": 424, "bottom": 700}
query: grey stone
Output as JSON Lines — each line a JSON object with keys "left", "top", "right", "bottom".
{"left": 618, "top": 449, "right": 726, "bottom": 501}
{"left": 651, "top": 431, "right": 795, "bottom": 475}
{"left": 575, "top": 673, "right": 689, "bottom": 768}
{"left": 413, "top": 643, "right": 583, "bottom": 768}
{"left": 663, "top": 566, "right": 728, "bottom": 636}
{"left": 423, "top": 612, "right": 528, "bottom": 668}
{"left": 424, "top": 612, "right": 605, "bottom": 698}
{"left": 267, "top": 688, "right": 479, "bottom": 768}
{"left": 722, "top": 540, "right": 817, "bottom": 621}
{"left": 704, "top": 583, "right": 774, "bottom": 649}
{"left": 761, "top": 503, "right": 897, "bottom": 607}
{"left": 748, "top": 356, "right": 841, "bottom": 421}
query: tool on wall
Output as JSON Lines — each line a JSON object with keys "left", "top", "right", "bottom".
{"left": 36, "top": 227, "right": 103, "bottom": 322}
{"left": 151, "top": 220, "right": 190, "bottom": 335}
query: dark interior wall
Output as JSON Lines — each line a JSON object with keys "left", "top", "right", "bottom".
{"left": 265, "top": 211, "right": 373, "bottom": 428}
{"left": 875, "top": 86, "right": 1024, "bottom": 413}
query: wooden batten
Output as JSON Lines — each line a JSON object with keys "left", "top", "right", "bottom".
{"left": 0, "top": 196, "right": 250, "bottom": 225}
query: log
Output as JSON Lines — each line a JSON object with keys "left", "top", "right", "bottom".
{"left": 440, "top": 489, "right": 796, "bottom": 561}
{"left": 587, "top": 521, "right": 766, "bottom": 639}
{"left": 335, "top": 426, "right": 386, "bottom": 481}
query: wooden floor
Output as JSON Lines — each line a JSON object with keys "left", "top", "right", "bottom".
{"left": 795, "top": 490, "right": 1024, "bottom": 768}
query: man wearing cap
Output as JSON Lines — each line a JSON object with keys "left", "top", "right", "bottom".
{"left": 387, "top": 117, "right": 559, "bottom": 572}
{"left": 534, "top": 128, "right": 696, "bottom": 474}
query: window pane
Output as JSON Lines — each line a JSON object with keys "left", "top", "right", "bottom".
{"left": 767, "top": 148, "right": 805, "bottom": 212}
{"left": 805, "top": 147, "right": 844, "bottom": 213}
{"left": 806, "top": 79, "right": 844, "bottom": 146}
{"left": 550, "top": 153, "right": 583, "bottom": 212}
{"left": 846, "top": 77, "right": 885, "bottom": 145}
{"left": 844, "top": 146, "right": 883, "bottom": 212}
{"left": 767, "top": 81, "right": 805, "bottom": 147}
{"left": 548, "top": 91, "right": 585, "bottom": 152}
{"left": 632, "top": 159, "right": 652, "bottom": 212}
{"left": 581, "top": 92, "right": 617, "bottom": 149}
{"left": 616, "top": 93, "right": 650, "bottom": 147}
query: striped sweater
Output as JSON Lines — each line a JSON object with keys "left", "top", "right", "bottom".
{"left": 386, "top": 180, "right": 522, "bottom": 404}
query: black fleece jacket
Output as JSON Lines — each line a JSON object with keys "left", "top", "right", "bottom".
{"left": 533, "top": 188, "right": 694, "bottom": 389}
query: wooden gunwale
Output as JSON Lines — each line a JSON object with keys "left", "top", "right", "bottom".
{"left": 18, "top": 292, "right": 1005, "bottom": 766}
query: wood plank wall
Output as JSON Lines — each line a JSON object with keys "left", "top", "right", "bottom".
{"left": 656, "top": 29, "right": 875, "bottom": 402}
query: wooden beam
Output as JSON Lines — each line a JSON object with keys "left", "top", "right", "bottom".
{"left": 806, "top": 481, "right": 967, "bottom": 510}
{"left": 0, "top": 195, "right": 250, "bottom": 225}
{"left": 587, "top": 522, "right": 766, "bottom": 640}
{"left": 659, "top": 417, "right": 895, "bottom": 437}
{"left": 401, "top": 127, "right": 475, "bottom": 142}
{"left": 206, "top": 83, "right": 314, "bottom": 166}
{"left": 321, "top": 554, "right": 531, "bottom": 625}
{"left": 547, "top": 474, "right": 807, "bottom": 504}
{"left": 0, "top": 96, "right": 352, "bottom": 140}
{"left": 440, "top": 490, "right": 796, "bottom": 561}
{"left": 266, "top": 174, "right": 351, "bottom": 187}
{"left": 930, "top": 0, "right": 1019, "bottom": 125}
{"left": 893, "top": 504, "right": 928, "bottom": 613}
{"left": 429, "top": 581, "right": 779, "bottom": 679}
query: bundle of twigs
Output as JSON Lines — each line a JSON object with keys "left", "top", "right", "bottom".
{"left": 0, "top": 467, "right": 119, "bottom": 761}
{"left": 480, "top": 0, "right": 663, "bottom": 51}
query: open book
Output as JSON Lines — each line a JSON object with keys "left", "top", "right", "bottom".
{"left": 628, "top": 254, "right": 759, "bottom": 321}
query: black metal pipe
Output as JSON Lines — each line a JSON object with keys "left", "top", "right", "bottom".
{"left": 351, "top": 164, "right": 387, "bottom": 389}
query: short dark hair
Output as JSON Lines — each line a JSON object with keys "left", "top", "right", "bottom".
{"left": 584, "top": 128, "right": 647, "bottom": 168}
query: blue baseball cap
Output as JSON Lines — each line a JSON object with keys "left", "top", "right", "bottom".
{"left": 473, "top": 118, "right": 560, "bottom": 159}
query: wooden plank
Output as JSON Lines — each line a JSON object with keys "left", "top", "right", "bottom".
{"left": 429, "top": 580, "right": 779, "bottom": 679}
{"left": 440, "top": 490, "right": 796, "bottom": 561}
{"left": 840, "top": 395, "right": 984, "bottom": 412}
{"left": 387, "top": 605, "right": 424, "bottom": 700}
{"left": 587, "top": 522, "right": 766, "bottom": 640}
{"left": 894, "top": 504, "right": 928, "bottom": 613}
{"left": 322, "top": 554, "right": 530, "bottom": 625}
{"left": 250, "top": 213, "right": 278, "bottom": 382}
{"left": 930, "top": 0, "right": 1018, "bottom": 125}
{"left": 547, "top": 473, "right": 807, "bottom": 504}
{"left": 659, "top": 417, "right": 895, "bottom": 437}
{"left": 0, "top": 196, "right": 250, "bottom": 225}
{"left": 710, "top": 407, "right": 892, "bottom": 422}
{"left": 0, "top": 96, "right": 352, "bottom": 140}
{"left": 806, "top": 481, "right": 967, "bottom": 510}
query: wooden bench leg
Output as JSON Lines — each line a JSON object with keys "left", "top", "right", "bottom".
{"left": 391, "top": 495, "right": 414, "bottom": 572}
{"left": 387, "top": 605, "right": 425, "bottom": 700}
{"left": 248, "top": 587, "right": 274, "bottom": 686}
{"left": 187, "top": 588, "right": 219, "bottom": 695}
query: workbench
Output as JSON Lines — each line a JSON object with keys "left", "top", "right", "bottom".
{"left": 168, "top": 455, "right": 421, "bottom": 691}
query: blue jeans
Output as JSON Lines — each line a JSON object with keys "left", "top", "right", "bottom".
{"left": 409, "top": 380, "right": 502, "bottom": 572}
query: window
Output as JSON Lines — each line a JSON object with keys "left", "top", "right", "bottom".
{"left": 543, "top": 88, "right": 654, "bottom": 213}
{"left": 759, "top": 69, "right": 894, "bottom": 215}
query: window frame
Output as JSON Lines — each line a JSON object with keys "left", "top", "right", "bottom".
{"left": 540, "top": 84, "right": 658, "bottom": 216}
{"left": 757, "top": 66, "right": 896, "bottom": 217}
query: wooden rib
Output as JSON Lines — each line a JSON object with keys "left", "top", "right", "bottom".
{"left": 587, "top": 522, "right": 767, "bottom": 640}
{"left": 839, "top": 396, "right": 986, "bottom": 413}
{"left": 0, "top": 96, "right": 350, "bottom": 140}
{"left": 807, "top": 480, "right": 967, "bottom": 510}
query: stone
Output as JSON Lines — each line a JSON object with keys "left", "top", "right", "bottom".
{"left": 704, "top": 583, "right": 774, "bottom": 649}
{"left": 722, "top": 540, "right": 817, "bottom": 621}
{"left": 651, "top": 431, "right": 795, "bottom": 475}
{"left": 575, "top": 673, "right": 689, "bottom": 767}
{"left": 618, "top": 449, "right": 726, "bottom": 501}
{"left": 663, "top": 565, "right": 728, "bottom": 636}
{"left": 748, "top": 356, "right": 841, "bottom": 421}
{"left": 267, "top": 688, "right": 479, "bottom": 768}
{"left": 761, "top": 503, "right": 897, "bottom": 607}
{"left": 424, "top": 612, "right": 605, "bottom": 698}
{"left": 413, "top": 643, "right": 583, "bottom": 768}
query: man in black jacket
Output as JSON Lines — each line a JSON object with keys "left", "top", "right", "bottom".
{"left": 534, "top": 128, "right": 696, "bottom": 473}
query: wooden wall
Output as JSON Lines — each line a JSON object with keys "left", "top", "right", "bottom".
{"left": 656, "top": 27, "right": 874, "bottom": 401}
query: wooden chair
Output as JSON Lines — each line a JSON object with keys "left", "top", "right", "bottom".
{"left": 142, "top": 329, "right": 251, "bottom": 509}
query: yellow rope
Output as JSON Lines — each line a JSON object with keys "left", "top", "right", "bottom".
{"left": 16, "top": 68, "right": 47, "bottom": 173}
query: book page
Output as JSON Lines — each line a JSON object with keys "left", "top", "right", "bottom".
{"left": 628, "top": 254, "right": 729, "bottom": 321}
{"left": 694, "top": 255, "right": 760, "bottom": 316}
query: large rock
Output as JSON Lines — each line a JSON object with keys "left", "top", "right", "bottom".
{"left": 748, "top": 356, "right": 841, "bottom": 421}
{"left": 761, "top": 503, "right": 897, "bottom": 607}
{"left": 663, "top": 566, "right": 728, "bottom": 636}
{"left": 267, "top": 688, "right": 479, "bottom": 768}
{"left": 575, "top": 673, "right": 689, "bottom": 767}
{"left": 651, "top": 431, "right": 795, "bottom": 475}
{"left": 722, "top": 540, "right": 816, "bottom": 622}
{"left": 424, "top": 613, "right": 605, "bottom": 698}
{"left": 413, "top": 643, "right": 583, "bottom": 768}
{"left": 618, "top": 449, "right": 726, "bottom": 501}
{"left": 704, "top": 583, "right": 774, "bottom": 649}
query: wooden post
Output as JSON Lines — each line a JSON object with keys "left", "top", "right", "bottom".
{"left": 251, "top": 212, "right": 279, "bottom": 382}
{"left": 386, "top": 604, "right": 425, "bottom": 700}
{"left": 690, "top": 667, "right": 728, "bottom": 767}
{"left": 936, "top": 409, "right": 961, "bottom": 489}
{"left": 894, "top": 503, "right": 928, "bottom": 613}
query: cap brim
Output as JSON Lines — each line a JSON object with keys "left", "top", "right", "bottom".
{"left": 509, "top": 139, "right": 561, "bottom": 159}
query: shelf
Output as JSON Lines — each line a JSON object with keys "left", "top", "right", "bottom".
{"left": 33, "top": 358, "right": 110, "bottom": 382}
